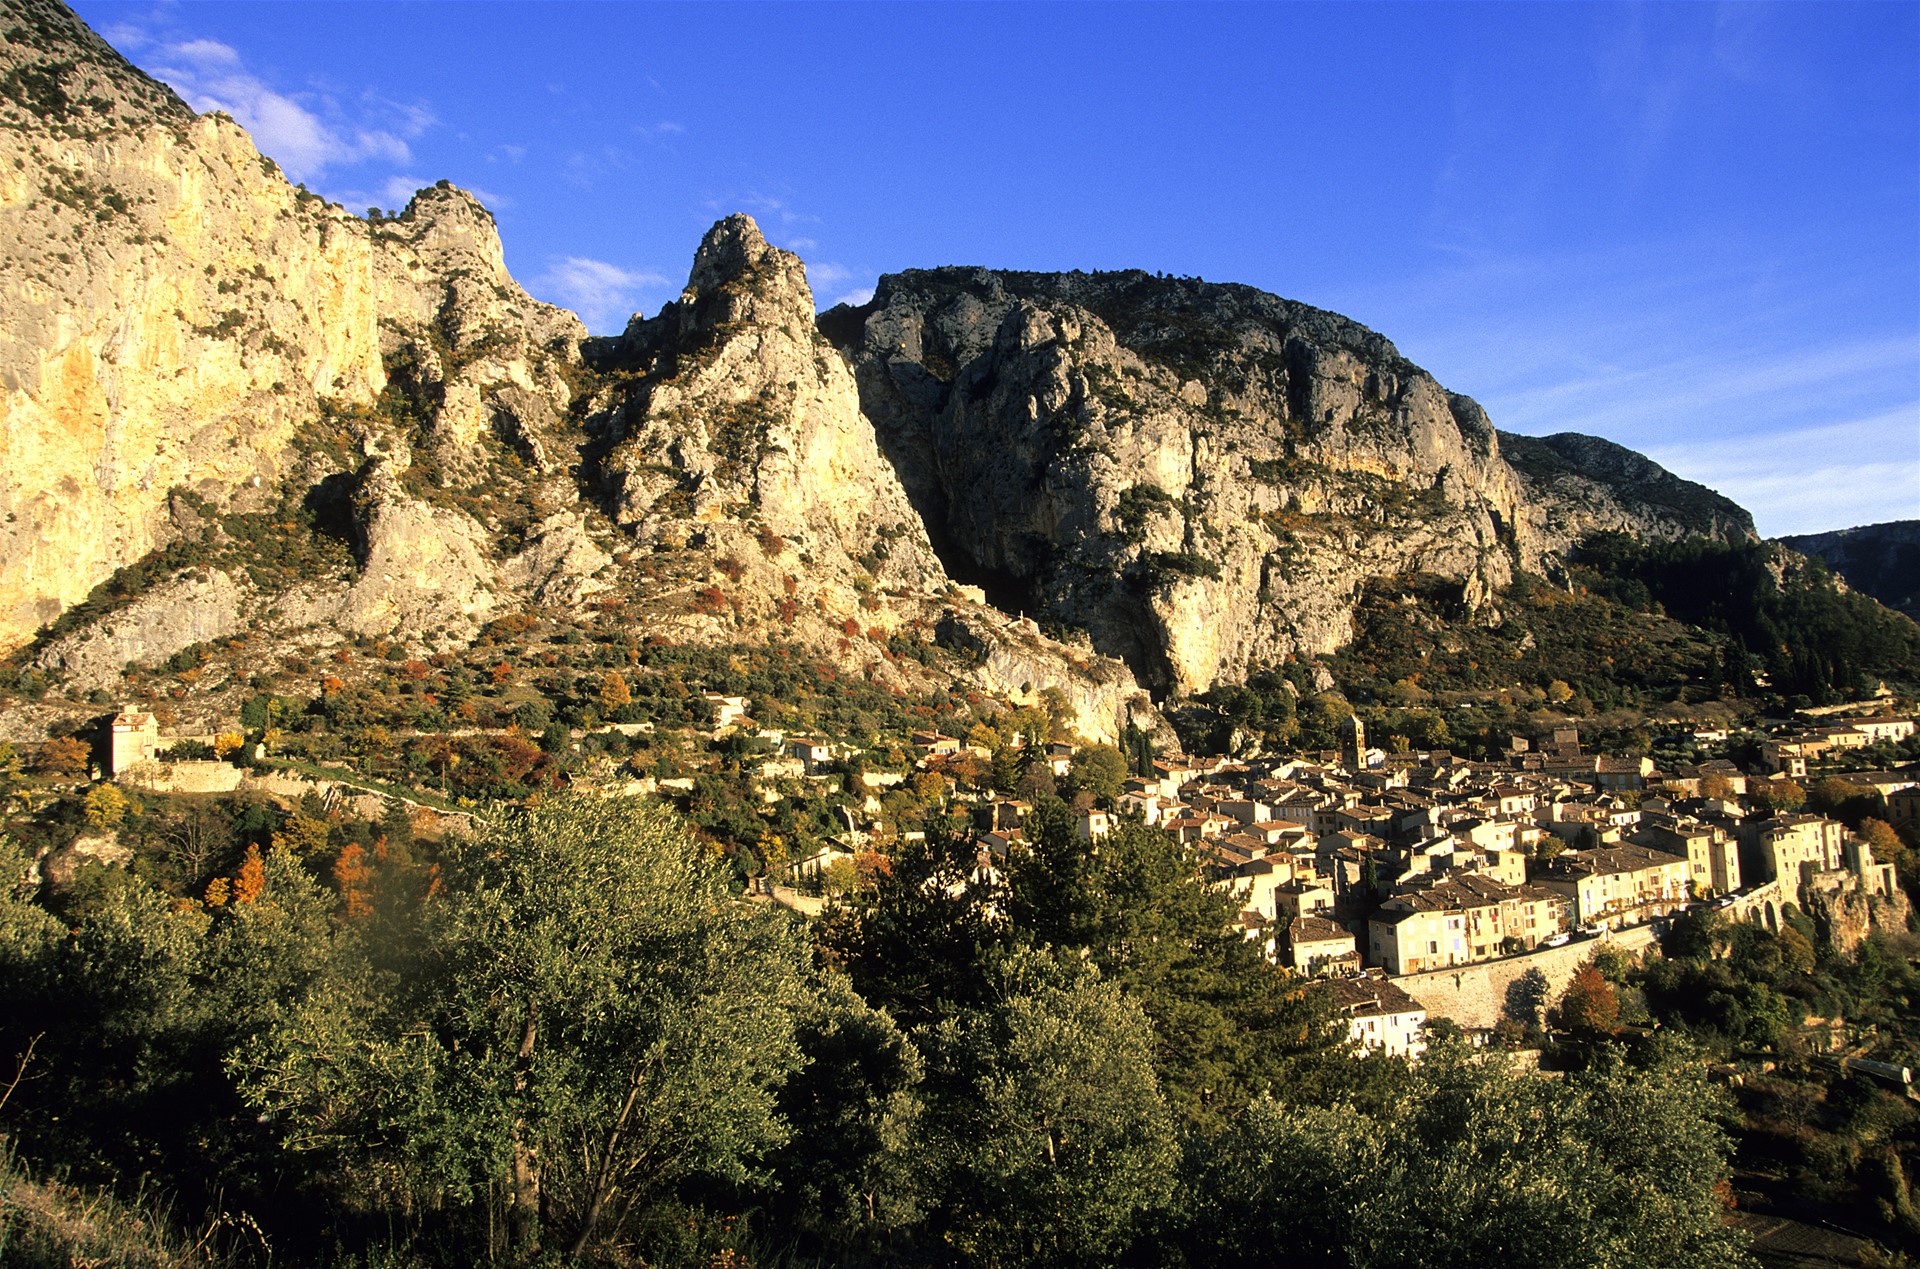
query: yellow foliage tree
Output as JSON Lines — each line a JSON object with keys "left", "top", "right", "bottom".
{"left": 83, "top": 783, "right": 128, "bottom": 829}
{"left": 273, "top": 814, "right": 331, "bottom": 860}
{"left": 599, "top": 670, "right": 632, "bottom": 713}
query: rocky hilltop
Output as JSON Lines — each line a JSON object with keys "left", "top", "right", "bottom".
{"left": 586, "top": 215, "right": 944, "bottom": 590}
{"left": 1500, "top": 430, "right": 1754, "bottom": 551}
{"left": 825, "top": 269, "right": 1746, "bottom": 695}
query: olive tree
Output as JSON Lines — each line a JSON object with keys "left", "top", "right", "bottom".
{"left": 239, "top": 795, "right": 814, "bottom": 1256}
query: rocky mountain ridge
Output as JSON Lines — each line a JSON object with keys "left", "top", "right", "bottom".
{"left": 825, "top": 268, "right": 1749, "bottom": 694}
{"left": 2, "top": 0, "right": 1837, "bottom": 748}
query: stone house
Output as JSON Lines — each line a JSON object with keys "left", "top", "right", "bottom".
{"left": 1332, "top": 971, "right": 1428, "bottom": 1059}
{"left": 1288, "top": 915, "right": 1358, "bottom": 976}
{"left": 1743, "top": 814, "right": 1845, "bottom": 885}
{"left": 106, "top": 708, "right": 158, "bottom": 777}
{"left": 1634, "top": 816, "right": 1741, "bottom": 897}
{"left": 1536, "top": 843, "right": 1691, "bottom": 930}
{"left": 701, "top": 693, "right": 750, "bottom": 729}
{"left": 1367, "top": 875, "right": 1569, "bottom": 974}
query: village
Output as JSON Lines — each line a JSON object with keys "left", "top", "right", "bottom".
{"left": 81, "top": 687, "right": 1918, "bottom": 1063}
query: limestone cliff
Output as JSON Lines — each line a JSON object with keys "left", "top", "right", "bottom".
{"left": 826, "top": 270, "right": 1775, "bottom": 697}
{"left": 587, "top": 216, "right": 944, "bottom": 589}
{"left": 1804, "top": 882, "right": 1913, "bottom": 958}
{"left": 828, "top": 269, "right": 1536, "bottom": 694}
{"left": 0, "top": 0, "right": 583, "bottom": 654}
{"left": 5, "top": 0, "right": 1797, "bottom": 741}
{"left": 1500, "top": 431, "right": 1754, "bottom": 555}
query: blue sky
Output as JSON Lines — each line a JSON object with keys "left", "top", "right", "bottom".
{"left": 74, "top": 1, "right": 1919, "bottom": 538}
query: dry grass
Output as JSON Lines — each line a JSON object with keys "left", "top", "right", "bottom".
{"left": 0, "top": 1142, "right": 265, "bottom": 1268}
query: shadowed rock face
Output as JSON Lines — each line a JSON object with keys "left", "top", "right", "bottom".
{"left": 1777, "top": 520, "right": 1920, "bottom": 619}
{"left": 826, "top": 270, "right": 1759, "bottom": 696}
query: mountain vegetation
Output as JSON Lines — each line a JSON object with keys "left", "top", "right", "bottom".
{"left": 0, "top": 3, "right": 1916, "bottom": 1265}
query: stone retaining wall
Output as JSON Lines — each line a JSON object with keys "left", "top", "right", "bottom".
{"left": 1393, "top": 925, "right": 1660, "bottom": 1030}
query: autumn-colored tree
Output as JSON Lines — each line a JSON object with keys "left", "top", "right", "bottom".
{"left": 911, "top": 770, "right": 948, "bottom": 804}
{"left": 274, "top": 813, "right": 332, "bottom": 860}
{"left": 333, "top": 842, "right": 375, "bottom": 920}
{"left": 1698, "top": 773, "right": 1736, "bottom": 801}
{"left": 204, "top": 874, "right": 231, "bottom": 906}
{"left": 599, "top": 670, "right": 631, "bottom": 712}
{"left": 213, "top": 731, "right": 245, "bottom": 759}
{"left": 1557, "top": 963, "right": 1619, "bottom": 1035}
{"left": 83, "top": 783, "right": 128, "bottom": 829}
{"left": 34, "top": 736, "right": 90, "bottom": 777}
{"left": 853, "top": 850, "right": 894, "bottom": 892}
{"left": 232, "top": 844, "right": 267, "bottom": 905}
{"left": 1752, "top": 778, "right": 1805, "bottom": 815}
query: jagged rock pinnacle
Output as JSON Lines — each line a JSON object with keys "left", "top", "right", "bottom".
{"left": 675, "top": 213, "right": 815, "bottom": 338}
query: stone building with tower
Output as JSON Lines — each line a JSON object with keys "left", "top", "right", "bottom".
{"left": 105, "top": 708, "right": 158, "bottom": 777}
{"left": 1340, "top": 714, "right": 1368, "bottom": 772}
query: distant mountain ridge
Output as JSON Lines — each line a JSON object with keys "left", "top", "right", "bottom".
{"left": 1777, "top": 520, "right": 1920, "bottom": 619}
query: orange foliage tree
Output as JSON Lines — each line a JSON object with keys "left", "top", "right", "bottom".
{"left": 333, "top": 842, "right": 375, "bottom": 920}
{"left": 232, "top": 844, "right": 267, "bottom": 905}
{"left": 1557, "top": 963, "right": 1619, "bottom": 1035}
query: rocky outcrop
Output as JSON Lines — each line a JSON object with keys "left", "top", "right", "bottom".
{"left": 588, "top": 216, "right": 943, "bottom": 589}
{"left": 1804, "top": 882, "right": 1913, "bottom": 958}
{"left": 0, "top": 0, "right": 583, "bottom": 652}
{"left": 500, "top": 510, "right": 614, "bottom": 606}
{"left": 829, "top": 269, "right": 1532, "bottom": 694}
{"left": 34, "top": 567, "right": 243, "bottom": 690}
{"left": 335, "top": 459, "right": 500, "bottom": 640}
{"left": 933, "top": 607, "right": 1167, "bottom": 748}
{"left": 1777, "top": 520, "right": 1920, "bottom": 619}
{"left": 1500, "top": 431, "right": 1754, "bottom": 555}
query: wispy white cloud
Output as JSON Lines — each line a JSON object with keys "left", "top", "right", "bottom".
{"left": 562, "top": 146, "right": 633, "bottom": 190}
{"left": 127, "top": 30, "right": 433, "bottom": 186}
{"left": 1643, "top": 408, "right": 1920, "bottom": 537}
{"left": 1331, "top": 237, "right": 1918, "bottom": 538}
{"left": 1490, "top": 335, "right": 1917, "bottom": 442}
{"left": 803, "top": 261, "right": 876, "bottom": 310}
{"left": 529, "top": 256, "right": 671, "bottom": 334}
